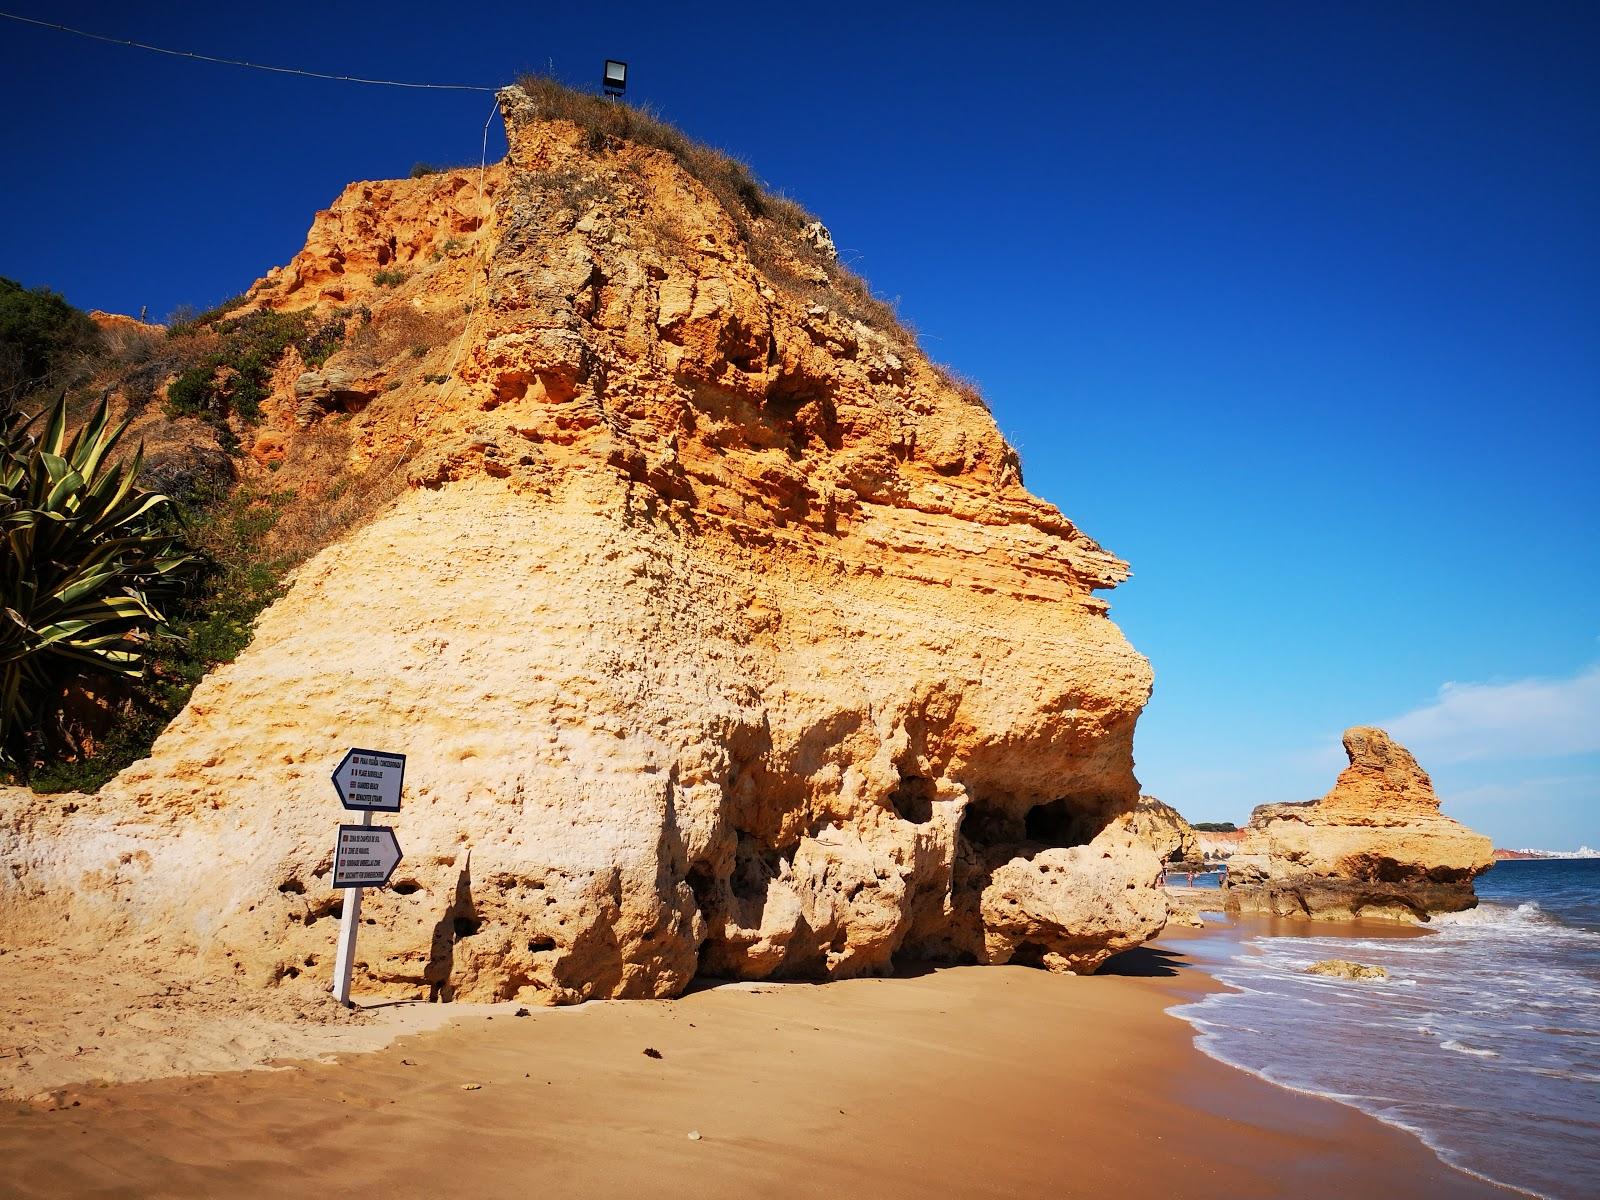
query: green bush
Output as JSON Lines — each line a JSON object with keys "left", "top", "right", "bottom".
{"left": 28, "top": 484, "right": 296, "bottom": 793}
{"left": 166, "top": 293, "right": 247, "bottom": 338}
{"left": 410, "top": 162, "right": 441, "bottom": 178}
{"left": 372, "top": 268, "right": 408, "bottom": 288}
{"left": 0, "top": 277, "right": 102, "bottom": 414}
{"left": 0, "top": 394, "right": 193, "bottom": 772}
{"left": 165, "top": 307, "right": 346, "bottom": 422}
{"left": 1191, "top": 821, "right": 1239, "bottom": 833}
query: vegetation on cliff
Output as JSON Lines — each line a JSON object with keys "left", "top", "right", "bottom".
{"left": 165, "top": 306, "right": 347, "bottom": 423}
{"left": 0, "top": 277, "right": 103, "bottom": 418}
{"left": 512, "top": 75, "right": 916, "bottom": 350}
{"left": 0, "top": 394, "right": 190, "bottom": 771}
{"left": 0, "top": 284, "right": 399, "bottom": 788}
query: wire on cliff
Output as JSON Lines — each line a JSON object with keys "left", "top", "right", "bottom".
{"left": 0, "top": 9, "right": 499, "bottom": 91}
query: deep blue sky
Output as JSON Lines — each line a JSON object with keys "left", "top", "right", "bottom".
{"left": 3, "top": 2, "right": 1596, "bottom": 848}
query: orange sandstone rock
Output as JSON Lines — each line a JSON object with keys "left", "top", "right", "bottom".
{"left": 1224, "top": 727, "right": 1493, "bottom": 921}
{"left": 0, "top": 86, "right": 1160, "bottom": 1002}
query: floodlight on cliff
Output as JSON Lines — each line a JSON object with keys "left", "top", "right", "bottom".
{"left": 603, "top": 59, "right": 628, "bottom": 98}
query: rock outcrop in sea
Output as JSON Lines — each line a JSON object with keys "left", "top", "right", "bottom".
{"left": 0, "top": 84, "right": 1163, "bottom": 1002}
{"left": 1223, "top": 726, "right": 1493, "bottom": 921}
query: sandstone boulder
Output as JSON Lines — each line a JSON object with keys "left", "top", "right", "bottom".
{"left": 1305, "top": 959, "right": 1387, "bottom": 980}
{"left": 293, "top": 366, "right": 378, "bottom": 423}
{"left": 1224, "top": 727, "right": 1492, "bottom": 922}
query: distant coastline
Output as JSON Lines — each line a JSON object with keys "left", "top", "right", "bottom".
{"left": 1493, "top": 846, "right": 1599, "bottom": 860}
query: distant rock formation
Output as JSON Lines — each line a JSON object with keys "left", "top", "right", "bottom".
{"left": 0, "top": 82, "right": 1164, "bottom": 1003}
{"left": 1193, "top": 828, "right": 1245, "bottom": 860}
{"left": 1224, "top": 727, "right": 1493, "bottom": 921}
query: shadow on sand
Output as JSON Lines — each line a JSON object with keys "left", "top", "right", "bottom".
{"left": 1095, "top": 945, "right": 1189, "bottom": 977}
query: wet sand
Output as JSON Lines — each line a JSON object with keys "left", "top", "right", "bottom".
{"left": 0, "top": 916, "right": 1507, "bottom": 1199}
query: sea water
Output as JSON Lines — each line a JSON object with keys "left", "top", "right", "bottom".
{"left": 1172, "top": 860, "right": 1600, "bottom": 1200}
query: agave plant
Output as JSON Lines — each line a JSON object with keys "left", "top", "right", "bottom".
{"left": 0, "top": 394, "right": 192, "bottom": 771}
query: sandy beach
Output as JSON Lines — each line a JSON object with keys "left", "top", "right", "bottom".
{"left": 0, "top": 917, "right": 1509, "bottom": 1199}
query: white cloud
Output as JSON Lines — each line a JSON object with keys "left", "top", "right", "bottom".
{"left": 1383, "top": 663, "right": 1600, "bottom": 764}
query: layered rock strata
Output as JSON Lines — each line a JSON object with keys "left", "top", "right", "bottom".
{"left": 1224, "top": 727, "right": 1493, "bottom": 921}
{"left": 0, "top": 86, "right": 1161, "bottom": 1002}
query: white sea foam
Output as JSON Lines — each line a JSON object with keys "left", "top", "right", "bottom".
{"left": 1172, "top": 862, "right": 1600, "bottom": 1200}
{"left": 1432, "top": 900, "right": 1552, "bottom": 928}
{"left": 1439, "top": 1039, "right": 1497, "bottom": 1057}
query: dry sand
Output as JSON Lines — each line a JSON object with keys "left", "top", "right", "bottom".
{"left": 0, "top": 918, "right": 1509, "bottom": 1199}
{"left": 0, "top": 943, "right": 478, "bottom": 1100}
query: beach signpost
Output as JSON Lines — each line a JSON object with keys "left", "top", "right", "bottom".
{"left": 333, "top": 825, "right": 403, "bottom": 888}
{"left": 332, "top": 747, "right": 405, "bottom": 813}
{"left": 330, "top": 748, "right": 407, "bottom": 1006}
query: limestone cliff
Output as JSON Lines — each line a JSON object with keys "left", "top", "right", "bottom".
{"left": 0, "top": 84, "right": 1160, "bottom": 1002}
{"left": 1224, "top": 727, "right": 1493, "bottom": 921}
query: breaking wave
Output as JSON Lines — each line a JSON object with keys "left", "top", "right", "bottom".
{"left": 1171, "top": 860, "right": 1600, "bottom": 1200}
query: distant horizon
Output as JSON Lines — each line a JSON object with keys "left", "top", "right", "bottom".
{"left": 2, "top": 2, "right": 1594, "bottom": 848}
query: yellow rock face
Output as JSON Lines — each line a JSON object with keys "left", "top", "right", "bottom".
{"left": 1225, "top": 727, "right": 1493, "bottom": 922}
{"left": 0, "top": 86, "right": 1161, "bottom": 1002}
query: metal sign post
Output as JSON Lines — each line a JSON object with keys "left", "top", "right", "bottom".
{"left": 329, "top": 747, "right": 406, "bottom": 1007}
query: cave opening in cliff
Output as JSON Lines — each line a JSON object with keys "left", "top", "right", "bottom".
{"left": 890, "top": 774, "right": 935, "bottom": 824}
{"left": 1010, "top": 941, "right": 1051, "bottom": 968}
{"left": 686, "top": 863, "right": 718, "bottom": 914}
{"left": 961, "top": 795, "right": 1102, "bottom": 852}
{"left": 729, "top": 831, "right": 785, "bottom": 904}
{"left": 1024, "top": 798, "right": 1097, "bottom": 848}
{"left": 962, "top": 796, "right": 1023, "bottom": 848}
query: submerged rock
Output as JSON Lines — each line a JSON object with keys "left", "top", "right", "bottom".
{"left": 1224, "top": 727, "right": 1493, "bottom": 922}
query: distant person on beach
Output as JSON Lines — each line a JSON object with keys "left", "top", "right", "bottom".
{"left": 1186, "top": 871, "right": 1194, "bottom": 886}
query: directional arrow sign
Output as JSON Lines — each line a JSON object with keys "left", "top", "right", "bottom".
{"left": 332, "top": 747, "right": 405, "bottom": 812}
{"left": 332, "top": 824, "right": 403, "bottom": 888}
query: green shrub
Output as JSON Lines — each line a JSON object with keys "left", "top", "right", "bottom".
{"left": 27, "top": 484, "right": 294, "bottom": 793}
{"left": 1192, "top": 821, "right": 1239, "bottom": 833}
{"left": 166, "top": 294, "right": 248, "bottom": 339}
{"left": 165, "top": 308, "right": 346, "bottom": 423}
{"left": 410, "top": 162, "right": 442, "bottom": 178}
{"left": 372, "top": 268, "right": 408, "bottom": 288}
{"left": 0, "top": 394, "right": 193, "bottom": 772}
{"left": 0, "top": 277, "right": 102, "bottom": 415}
{"left": 29, "top": 418, "right": 414, "bottom": 793}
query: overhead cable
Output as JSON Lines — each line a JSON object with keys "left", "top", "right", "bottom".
{"left": 0, "top": 9, "right": 498, "bottom": 91}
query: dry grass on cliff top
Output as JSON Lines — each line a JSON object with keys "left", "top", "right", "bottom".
{"left": 513, "top": 75, "right": 919, "bottom": 350}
